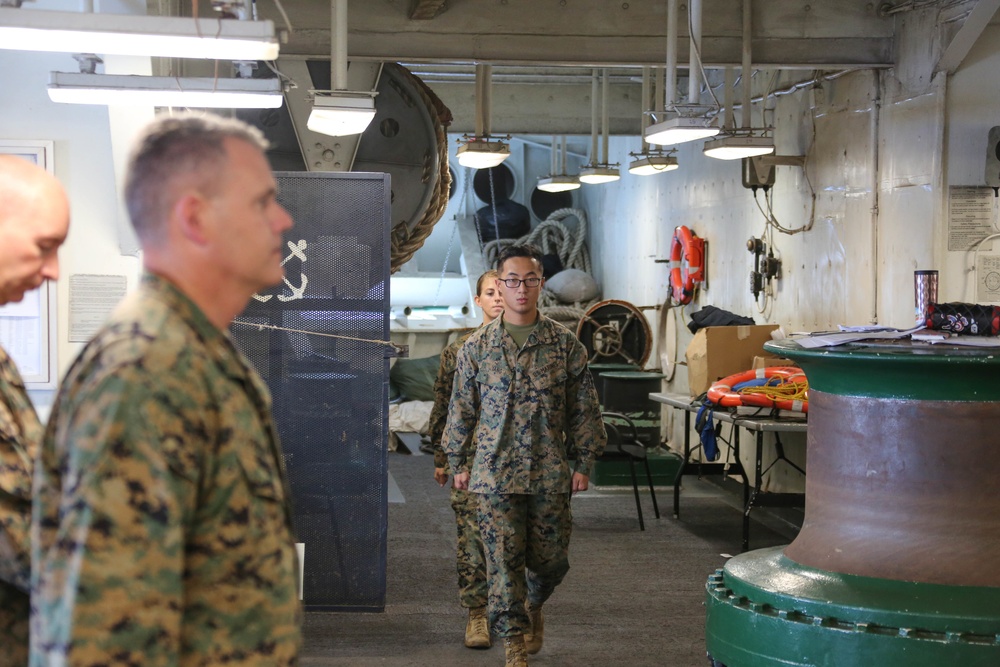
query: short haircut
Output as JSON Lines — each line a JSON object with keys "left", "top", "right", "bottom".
{"left": 476, "top": 270, "right": 499, "bottom": 296}
{"left": 495, "top": 243, "right": 543, "bottom": 275}
{"left": 124, "top": 112, "right": 269, "bottom": 243}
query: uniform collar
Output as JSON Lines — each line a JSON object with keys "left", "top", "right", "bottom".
{"left": 141, "top": 272, "right": 250, "bottom": 382}
{"left": 488, "top": 313, "right": 560, "bottom": 348}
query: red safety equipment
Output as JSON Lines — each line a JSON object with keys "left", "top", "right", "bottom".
{"left": 669, "top": 225, "right": 705, "bottom": 304}
{"left": 706, "top": 366, "right": 809, "bottom": 413}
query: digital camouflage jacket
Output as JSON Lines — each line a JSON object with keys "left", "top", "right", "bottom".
{"left": 32, "top": 273, "right": 301, "bottom": 666}
{"left": 428, "top": 329, "right": 474, "bottom": 470}
{"left": 0, "top": 344, "right": 41, "bottom": 665}
{"left": 442, "top": 315, "right": 606, "bottom": 495}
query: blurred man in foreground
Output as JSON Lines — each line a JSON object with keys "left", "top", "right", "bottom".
{"left": 32, "top": 113, "right": 301, "bottom": 666}
{"left": 0, "top": 154, "right": 69, "bottom": 666}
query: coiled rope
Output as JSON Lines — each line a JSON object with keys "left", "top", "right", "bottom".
{"left": 739, "top": 378, "right": 809, "bottom": 403}
{"left": 481, "top": 208, "right": 599, "bottom": 319}
{"left": 388, "top": 64, "right": 453, "bottom": 274}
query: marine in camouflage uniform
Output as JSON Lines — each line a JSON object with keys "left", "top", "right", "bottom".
{"left": 429, "top": 269, "right": 502, "bottom": 649}
{"left": 0, "top": 153, "right": 70, "bottom": 667}
{"left": 32, "top": 275, "right": 302, "bottom": 666}
{"left": 0, "top": 348, "right": 41, "bottom": 667}
{"left": 428, "top": 329, "right": 487, "bottom": 611}
{"left": 31, "top": 113, "right": 300, "bottom": 666}
{"left": 442, "top": 247, "right": 606, "bottom": 665}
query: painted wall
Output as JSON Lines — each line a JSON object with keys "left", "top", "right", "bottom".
{"left": 575, "top": 13, "right": 1000, "bottom": 493}
{"left": 0, "top": 0, "right": 156, "bottom": 416}
{"left": 4, "top": 3, "right": 998, "bottom": 493}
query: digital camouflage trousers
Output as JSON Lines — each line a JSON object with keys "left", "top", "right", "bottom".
{"left": 477, "top": 492, "right": 572, "bottom": 637}
{"left": 451, "top": 487, "right": 488, "bottom": 608}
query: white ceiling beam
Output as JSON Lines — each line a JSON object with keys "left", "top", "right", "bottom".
{"left": 253, "top": 0, "right": 893, "bottom": 68}
{"left": 935, "top": 0, "right": 1000, "bottom": 74}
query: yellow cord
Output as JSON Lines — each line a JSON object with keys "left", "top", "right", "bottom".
{"left": 738, "top": 379, "right": 809, "bottom": 402}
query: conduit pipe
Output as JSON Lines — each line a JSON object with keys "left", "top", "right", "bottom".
{"left": 601, "top": 68, "right": 610, "bottom": 163}
{"left": 688, "top": 0, "right": 703, "bottom": 106}
{"left": 741, "top": 0, "right": 752, "bottom": 130}
{"left": 665, "top": 0, "right": 678, "bottom": 110}
{"left": 641, "top": 66, "right": 651, "bottom": 151}
{"left": 331, "top": 0, "right": 347, "bottom": 90}
{"left": 589, "top": 68, "right": 599, "bottom": 162}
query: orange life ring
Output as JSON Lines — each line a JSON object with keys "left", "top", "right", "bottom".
{"left": 707, "top": 366, "right": 809, "bottom": 413}
{"left": 669, "top": 225, "right": 705, "bottom": 304}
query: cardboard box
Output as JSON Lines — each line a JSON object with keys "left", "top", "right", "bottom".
{"left": 751, "top": 355, "right": 797, "bottom": 370}
{"left": 685, "top": 324, "right": 780, "bottom": 396}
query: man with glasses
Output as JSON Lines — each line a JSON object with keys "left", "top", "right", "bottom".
{"left": 442, "top": 244, "right": 606, "bottom": 667}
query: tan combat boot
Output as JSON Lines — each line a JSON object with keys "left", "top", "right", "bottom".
{"left": 464, "top": 606, "right": 491, "bottom": 649}
{"left": 504, "top": 634, "right": 529, "bottom": 667}
{"left": 524, "top": 602, "right": 544, "bottom": 654}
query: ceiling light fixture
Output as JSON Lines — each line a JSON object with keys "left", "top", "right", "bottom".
{"left": 456, "top": 138, "right": 510, "bottom": 169}
{"left": 703, "top": 133, "right": 774, "bottom": 160}
{"left": 579, "top": 68, "right": 620, "bottom": 185}
{"left": 628, "top": 152, "right": 680, "bottom": 176}
{"left": 704, "top": 0, "right": 774, "bottom": 161}
{"left": 537, "top": 135, "right": 580, "bottom": 192}
{"left": 0, "top": 7, "right": 279, "bottom": 60}
{"left": 457, "top": 63, "right": 510, "bottom": 169}
{"left": 578, "top": 166, "right": 621, "bottom": 185}
{"left": 630, "top": 67, "right": 680, "bottom": 177}
{"left": 307, "top": 92, "right": 376, "bottom": 136}
{"left": 645, "top": 116, "right": 720, "bottom": 146}
{"left": 47, "top": 72, "right": 284, "bottom": 108}
{"left": 307, "top": 0, "right": 377, "bottom": 137}
{"left": 645, "top": 0, "right": 719, "bottom": 147}
{"left": 537, "top": 175, "right": 581, "bottom": 193}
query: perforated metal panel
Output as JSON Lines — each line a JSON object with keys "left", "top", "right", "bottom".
{"left": 231, "top": 172, "right": 391, "bottom": 611}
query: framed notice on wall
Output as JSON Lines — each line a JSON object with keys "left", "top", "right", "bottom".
{"left": 0, "top": 140, "right": 59, "bottom": 388}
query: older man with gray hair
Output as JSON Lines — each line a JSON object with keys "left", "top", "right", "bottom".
{"left": 32, "top": 113, "right": 301, "bottom": 666}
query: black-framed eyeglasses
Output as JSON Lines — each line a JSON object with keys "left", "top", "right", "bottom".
{"left": 500, "top": 277, "right": 542, "bottom": 288}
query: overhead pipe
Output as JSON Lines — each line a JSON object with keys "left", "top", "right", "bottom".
{"left": 741, "top": 0, "right": 752, "bottom": 130}
{"left": 722, "top": 66, "right": 736, "bottom": 131}
{"left": 331, "top": 0, "right": 347, "bottom": 90}
{"left": 665, "top": 0, "right": 678, "bottom": 110}
{"left": 482, "top": 63, "right": 493, "bottom": 137}
{"left": 688, "top": 0, "right": 703, "bottom": 105}
{"left": 590, "top": 68, "right": 599, "bottom": 163}
{"left": 473, "top": 63, "right": 492, "bottom": 138}
{"left": 641, "top": 66, "right": 651, "bottom": 152}
{"left": 601, "top": 67, "right": 610, "bottom": 163}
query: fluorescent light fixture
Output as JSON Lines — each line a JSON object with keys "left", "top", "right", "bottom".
{"left": 645, "top": 116, "right": 720, "bottom": 146}
{"left": 578, "top": 165, "right": 620, "bottom": 185}
{"left": 0, "top": 8, "right": 279, "bottom": 60}
{"left": 307, "top": 92, "right": 376, "bottom": 137}
{"left": 703, "top": 134, "right": 776, "bottom": 160}
{"left": 48, "top": 72, "right": 283, "bottom": 108}
{"left": 537, "top": 175, "right": 581, "bottom": 193}
{"left": 628, "top": 154, "right": 679, "bottom": 176}
{"left": 456, "top": 139, "right": 510, "bottom": 169}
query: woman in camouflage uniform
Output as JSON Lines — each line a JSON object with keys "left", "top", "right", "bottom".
{"left": 428, "top": 270, "right": 503, "bottom": 649}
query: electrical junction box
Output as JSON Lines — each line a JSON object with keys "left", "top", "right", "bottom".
{"left": 742, "top": 156, "right": 776, "bottom": 189}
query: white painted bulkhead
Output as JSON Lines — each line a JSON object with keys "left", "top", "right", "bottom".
{"left": 3, "top": 2, "right": 1000, "bottom": 494}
